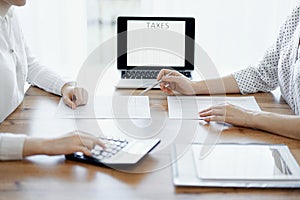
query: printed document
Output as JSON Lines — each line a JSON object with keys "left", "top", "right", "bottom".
{"left": 55, "top": 96, "right": 151, "bottom": 119}
{"left": 167, "top": 96, "right": 261, "bottom": 119}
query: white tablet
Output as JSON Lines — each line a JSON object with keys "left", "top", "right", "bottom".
{"left": 192, "top": 144, "right": 300, "bottom": 181}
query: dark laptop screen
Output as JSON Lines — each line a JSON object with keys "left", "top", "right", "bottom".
{"left": 117, "top": 17, "right": 195, "bottom": 70}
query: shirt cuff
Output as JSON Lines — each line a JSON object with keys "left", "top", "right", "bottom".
{"left": 232, "top": 68, "right": 256, "bottom": 95}
{"left": 53, "top": 78, "right": 68, "bottom": 96}
{"left": 0, "top": 134, "right": 26, "bottom": 160}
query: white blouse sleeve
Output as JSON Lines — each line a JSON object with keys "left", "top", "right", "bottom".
{"left": 25, "top": 41, "right": 67, "bottom": 96}
{"left": 233, "top": 6, "right": 292, "bottom": 94}
{"left": 0, "top": 134, "right": 26, "bottom": 160}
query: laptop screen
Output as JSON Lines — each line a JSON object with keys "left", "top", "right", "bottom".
{"left": 127, "top": 20, "right": 186, "bottom": 67}
{"left": 117, "top": 17, "right": 195, "bottom": 70}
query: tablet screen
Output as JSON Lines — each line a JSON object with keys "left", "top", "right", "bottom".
{"left": 192, "top": 144, "right": 300, "bottom": 180}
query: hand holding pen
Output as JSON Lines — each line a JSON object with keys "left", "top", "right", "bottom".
{"left": 139, "top": 71, "right": 173, "bottom": 96}
{"left": 61, "top": 83, "right": 89, "bottom": 109}
{"left": 156, "top": 69, "right": 196, "bottom": 96}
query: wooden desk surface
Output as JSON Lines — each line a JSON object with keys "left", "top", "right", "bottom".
{"left": 1, "top": 87, "right": 300, "bottom": 200}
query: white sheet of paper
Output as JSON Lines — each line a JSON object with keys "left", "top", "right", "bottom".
{"left": 192, "top": 144, "right": 300, "bottom": 180}
{"left": 167, "top": 96, "right": 261, "bottom": 119}
{"left": 55, "top": 96, "right": 151, "bottom": 119}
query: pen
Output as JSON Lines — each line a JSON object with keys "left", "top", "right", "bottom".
{"left": 139, "top": 71, "right": 173, "bottom": 96}
{"left": 72, "top": 94, "right": 77, "bottom": 102}
{"left": 72, "top": 82, "right": 77, "bottom": 109}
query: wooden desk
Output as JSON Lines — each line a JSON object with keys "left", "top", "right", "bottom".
{"left": 1, "top": 87, "right": 300, "bottom": 200}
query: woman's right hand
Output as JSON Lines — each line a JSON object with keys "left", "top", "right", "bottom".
{"left": 23, "top": 132, "right": 105, "bottom": 157}
{"left": 157, "top": 69, "right": 196, "bottom": 95}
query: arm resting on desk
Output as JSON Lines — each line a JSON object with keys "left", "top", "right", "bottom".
{"left": 23, "top": 133, "right": 105, "bottom": 158}
{"left": 193, "top": 74, "right": 240, "bottom": 94}
{"left": 0, "top": 132, "right": 105, "bottom": 161}
{"left": 158, "top": 69, "right": 240, "bottom": 95}
{"left": 158, "top": 70, "right": 300, "bottom": 139}
{"left": 195, "top": 76, "right": 300, "bottom": 139}
{"left": 199, "top": 104, "right": 300, "bottom": 140}
{"left": 248, "top": 111, "right": 300, "bottom": 140}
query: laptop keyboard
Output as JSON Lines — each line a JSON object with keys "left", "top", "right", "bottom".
{"left": 91, "top": 136, "right": 128, "bottom": 161}
{"left": 121, "top": 70, "right": 191, "bottom": 79}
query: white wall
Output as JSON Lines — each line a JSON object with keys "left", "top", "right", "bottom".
{"left": 13, "top": 0, "right": 300, "bottom": 79}
{"left": 142, "top": 0, "right": 300, "bottom": 75}
{"left": 16, "top": 0, "right": 87, "bottom": 79}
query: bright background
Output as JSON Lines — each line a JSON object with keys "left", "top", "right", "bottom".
{"left": 16, "top": 0, "right": 300, "bottom": 79}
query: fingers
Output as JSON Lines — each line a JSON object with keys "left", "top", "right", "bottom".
{"left": 159, "top": 75, "right": 183, "bottom": 94}
{"left": 63, "top": 87, "right": 88, "bottom": 109}
{"left": 87, "top": 136, "right": 106, "bottom": 149}
{"left": 160, "top": 84, "right": 174, "bottom": 95}
{"left": 198, "top": 103, "right": 249, "bottom": 126}
{"left": 41, "top": 131, "right": 107, "bottom": 157}
{"left": 198, "top": 108, "right": 225, "bottom": 117}
{"left": 76, "top": 132, "right": 106, "bottom": 149}
{"left": 63, "top": 95, "right": 76, "bottom": 109}
{"left": 78, "top": 146, "right": 92, "bottom": 156}
{"left": 157, "top": 69, "right": 171, "bottom": 80}
{"left": 71, "top": 132, "right": 106, "bottom": 156}
{"left": 157, "top": 69, "right": 181, "bottom": 81}
{"left": 198, "top": 104, "right": 230, "bottom": 123}
{"left": 161, "top": 75, "right": 179, "bottom": 83}
{"left": 202, "top": 116, "right": 226, "bottom": 123}
{"left": 158, "top": 69, "right": 195, "bottom": 95}
{"left": 72, "top": 88, "right": 88, "bottom": 107}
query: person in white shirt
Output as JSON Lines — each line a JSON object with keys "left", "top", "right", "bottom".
{"left": 0, "top": 0, "right": 104, "bottom": 160}
{"left": 157, "top": 4, "right": 300, "bottom": 140}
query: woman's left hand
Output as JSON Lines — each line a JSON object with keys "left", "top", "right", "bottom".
{"left": 198, "top": 103, "right": 255, "bottom": 127}
{"left": 61, "top": 84, "right": 88, "bottom": 109}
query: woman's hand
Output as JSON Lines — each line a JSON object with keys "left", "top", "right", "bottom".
{"left": 23, "top": 132, "right": 105, "bottom": 157}
{"left": 198, "top": 103, "right": 255, "bottom": 127}
{"left": 61, "top": 84, "right": 88, "bottom": 109}
{"left": 157, "top": 69, "right": 196, "bottom": 95}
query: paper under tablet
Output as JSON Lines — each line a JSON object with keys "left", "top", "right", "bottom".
{"left": 192, "top": 144, "right": 300, "bottom": 180}
{"left": 55, "top": 96, "right": 151, "bottom": 119}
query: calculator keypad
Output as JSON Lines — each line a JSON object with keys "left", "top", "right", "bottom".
{"left": 91, "top": 137, "right": 128, "bottom": 161}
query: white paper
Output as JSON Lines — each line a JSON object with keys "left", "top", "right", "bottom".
{"left": 55, "top": 96, "right": 151, "bottom": 119}
{"left": 168, "top": 96, "right": 261, "bottom": 119}
{"left": 192, "top": 144, "right": 300, "bottom": 181}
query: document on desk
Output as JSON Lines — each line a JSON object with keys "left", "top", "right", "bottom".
{"left": 55, "top": 96, "right": 151, "bottom": 119}
{"left": 167, "top": 96, "right": 261, "bottom": 119}
{"left": 171, "top": 143, "right": 300, "bottom": 188}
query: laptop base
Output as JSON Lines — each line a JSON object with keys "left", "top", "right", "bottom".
{"left": 115, "top": 79, "right": 159, "bottom": 89}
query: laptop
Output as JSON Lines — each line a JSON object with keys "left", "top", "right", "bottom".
{"left": 66, "top": 136, "right": 160, "bottom": 167}
{"left": 115, "top": 16, "right": 195, "bottom": 89}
